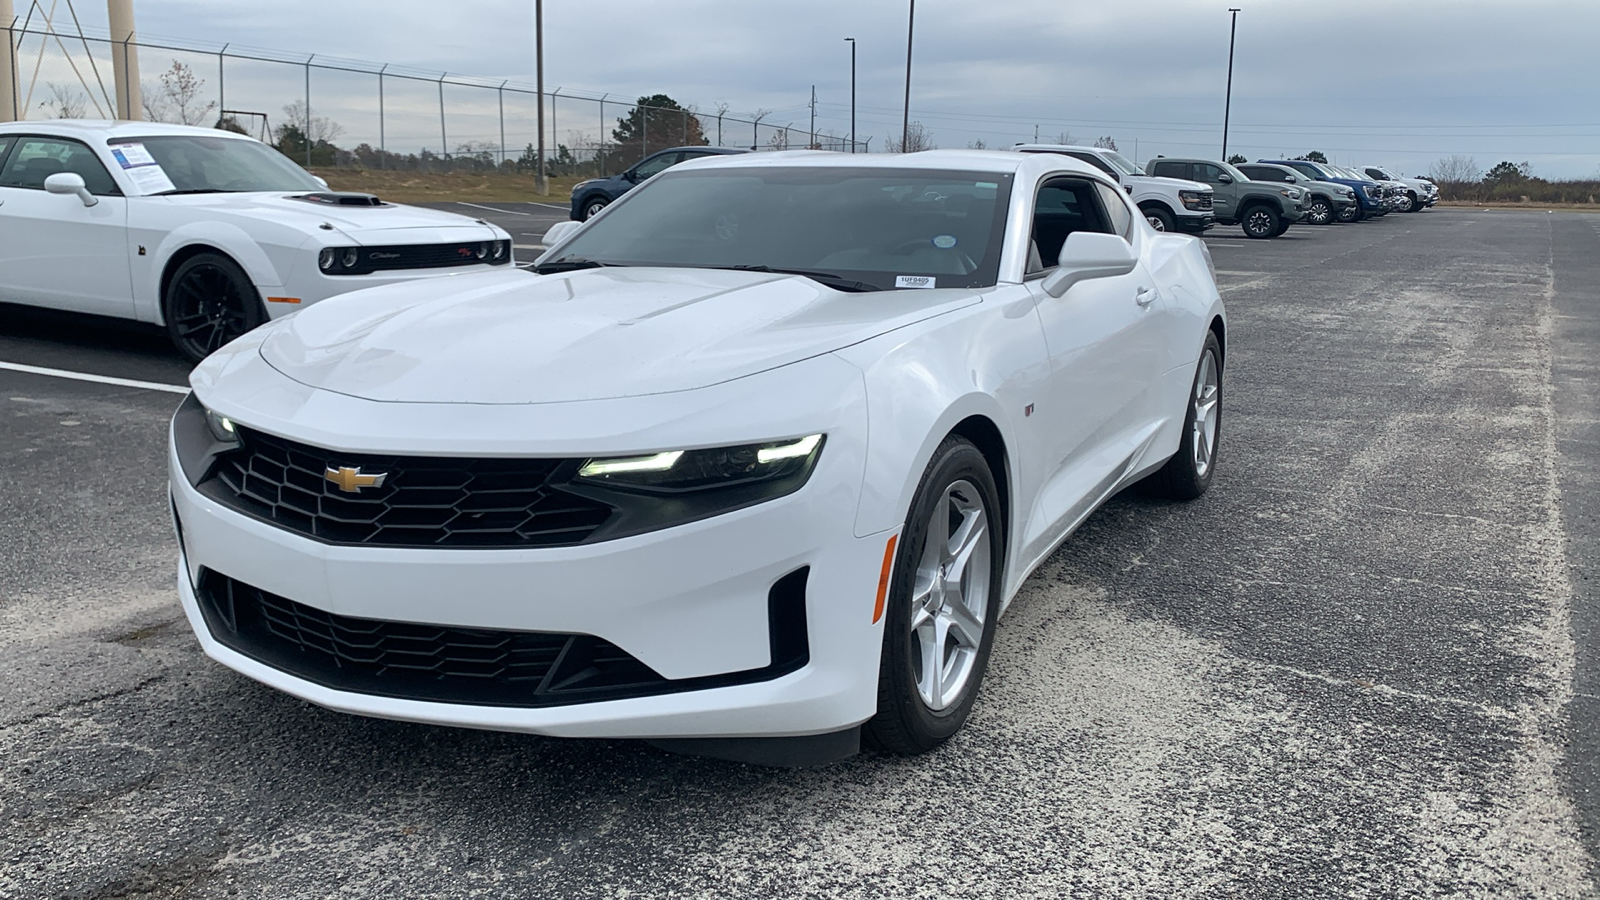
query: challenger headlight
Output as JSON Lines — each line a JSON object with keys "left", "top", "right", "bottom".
{"left": 577, "top": 435, "right": 823, "bottom": 492}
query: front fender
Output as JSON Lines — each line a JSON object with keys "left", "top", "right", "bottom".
{"left": 144, "top": 223, "right": 291, "bottom": 324}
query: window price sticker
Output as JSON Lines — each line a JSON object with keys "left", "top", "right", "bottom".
{"left": 108, "top": 142, "right": 176, "bottom": 195}
{"left": 895, "top": 275, "right": 936, "bottom": 289}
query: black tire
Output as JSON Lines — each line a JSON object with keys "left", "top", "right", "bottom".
{"left": 579, "top": 196, "right": 609, "bottom": 221}
{"left": 1144, "top": 332, "right": 1222, "bottom": 501}
{"left": 1271, "top": 218, "right": 1293, "bottom": 237}
{"left": 1241, "top": 204, "right": 1281, "bottom": 239}
{"left": 1141, "top": 205, "right": 1175, "bottom": 233}
{"left": 1305, "top": 196, "right": 1334, "bottom": 226}
{"left": 163, "top": 252, "right": 265, "bottom": 364}
{"left": 866, "top": 436, "right": 1004, "bottom": 755}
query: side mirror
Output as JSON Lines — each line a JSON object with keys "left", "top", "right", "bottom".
{"left": 44, "top": 172, "right": 97, "bottom": 207}
{"left": 1216, "top": 173, "right": 1234, "bottom": 184}
{"left": 313, "top": 176, "right": 330, "bottom": 190}
{"left": 1040, "top": 233, "right": 1138, "bottom": 298}
{"left": 542, "top": 220, "right": 581, "bottom": 246}
{"left": 624, "top": 169, "right": 640, "bottom": 183}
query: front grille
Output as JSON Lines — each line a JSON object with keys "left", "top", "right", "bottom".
{"left": 1194, "top": 194, "right": 1214, "bottom": 210}
{"left": 200, "top": 428, "right": 615, "bottom": 548}
{"left": 325, "top": 241, "right": 512, "bottom": 276}
{"left": 195, "top": 568, "right": 811, "bottom": 707}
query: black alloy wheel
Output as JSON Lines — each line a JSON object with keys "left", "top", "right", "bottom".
{"left": 163, "top": 253, "right": 265, "bottom": 364}
{"left": 1242, "top": 205, "right": 1281, "bottom": 239}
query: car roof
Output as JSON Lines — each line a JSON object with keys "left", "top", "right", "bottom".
{"left": 672, "top": 148, "right": 1100, "bottom": 178}
{"left": 0, "top": 119, "right": 258, "bottom": 142}
{"left": 1012, "top": 143, "right": 1111, "bottom": 155}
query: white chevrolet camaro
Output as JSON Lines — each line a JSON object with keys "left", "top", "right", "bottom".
{"left": 0, "top": 120, "right": 512, "bottom": 362}
{"left": 171, "top": 149, "right": 1225, "bottom": 765}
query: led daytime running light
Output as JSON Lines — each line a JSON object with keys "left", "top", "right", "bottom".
{"left": 578, "top": 450, "right": 684, "bottom": 477}
{"left": 757, "top": 434, "right": 822, "bottom": 464}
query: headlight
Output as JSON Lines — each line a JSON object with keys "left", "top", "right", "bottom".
{"left": 492, "top": 240, "right": 507, "bottom": 260}
{"left": 1179, "top": 190, "right": 1209, "bottom": 211}
{"left": 577, "top": 435, "right": 823, "bottom": 492}
{"left": 205, "top": 407, "right": 239, "bottom": 444}
{"left": 566, "top": 435, "right": 827, "bottom": 539}
{"left": 318, "top": 248, "right": 335, "bottom": 271}
{"left": 173, "top": 394, "right": 241, "bottom": 487}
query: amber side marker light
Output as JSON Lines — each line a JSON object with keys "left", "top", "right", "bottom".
{"left": 872, "top": 534, "right": 899, "bottom": 624}
{"left": 266, "top": 296, "right": 302, "bottom": 304}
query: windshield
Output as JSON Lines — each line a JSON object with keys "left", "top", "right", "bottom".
{"left": 1218, "top": 161, "right": 1252, "bottom": 183}
{"left": 541, "top": 167, "right": 1014, "bottom": 291}
{"left": 1099, "top": 150, "right": 1143, "bottom": 177}
{"left": 118, "top": 135, "right": 323, "bottom": 194}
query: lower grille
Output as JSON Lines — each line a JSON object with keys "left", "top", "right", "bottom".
{"left": 195, "top": 568, "right": 810, "bottom": 708}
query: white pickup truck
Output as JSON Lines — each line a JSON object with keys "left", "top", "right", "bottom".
{"left": 1014, "top": 143, "right": 1215, "bottom": 234}
{"left": 1360, "top": 165, "right": 1438, "bottom": 212}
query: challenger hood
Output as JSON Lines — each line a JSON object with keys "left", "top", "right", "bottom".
{"left": 259, "top": 268, "right": 978, "bottom": 404}
{"left": 160, "top": 193, "right": 501, "bottom": 241}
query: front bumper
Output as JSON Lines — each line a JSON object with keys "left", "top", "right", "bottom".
{"left": 1174, "top": 212, "right": 1215, "bottom": 233}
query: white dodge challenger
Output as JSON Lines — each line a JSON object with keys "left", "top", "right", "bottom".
{"left": 0, "top": 120, "right": 512, "bottom": 362}
{"left": 170, "top": 149, "right": 1225, "bottom": 765}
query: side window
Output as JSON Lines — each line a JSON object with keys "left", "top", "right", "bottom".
{"left": 0, "top": 136, "right": 14, "bottom": 168}
{"left": 1065, "top": 151, "right": 1117, "bottom": 177}
{"left": 1194, "top": 163, "right": 1226, "bottom": 184}
{"left": 0, "top": 137, "right": 119, "bottom": 194}
{"left": 1028, "top": 178, "right": 1114, "bottom": 274}
{"left": 1243, "top": 167, "right": 1284, "bottom": 183}
{"left": 1094, "top": 182, "right": 1133, "bottom": 238}
{"left": 1149, "top": 160, "right": 1188, "bottom": 180}
{"left": 631, "top": 152, "right": 682, "bottom": 180}
{"left": 1289, "top": 164, "right": 1321, "bottom": 181}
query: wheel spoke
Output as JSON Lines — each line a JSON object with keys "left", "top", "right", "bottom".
{"left": 946, "top": 507, "right": 985, "bottom": 574}
{"left": 943, "top": 599, "right": 984, "bottom": 649}
{"left": 916, "top": 618, "right": 944, "bottom": 709}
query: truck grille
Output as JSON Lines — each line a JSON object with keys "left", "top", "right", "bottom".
{"left": 201, "top": 427, "right": 615, "bottom": 549}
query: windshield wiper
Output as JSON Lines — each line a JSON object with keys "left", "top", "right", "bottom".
{"left": 717, "top": 265, "right": 881, "bottom": 293}
{"left": 534, "top": 258, "right": 616, "bottom": 274}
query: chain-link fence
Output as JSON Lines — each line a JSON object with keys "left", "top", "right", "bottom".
{"left": 1, "top": 21, "right": 868, "bottom": 178}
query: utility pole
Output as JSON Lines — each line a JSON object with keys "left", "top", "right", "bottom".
{"left": 1222, "top": 7, "right": 1240, "bottom": 160}
{"left": 844, "top": 37, "right": 856, "bottom": 153}
{"left": 535, "top": 0, "right": 548, "bottom": 194}
{"left": 0, "top": 0, "right": 17, "bottom": 122}
{"left": 107, "top": 0, "right": 142, "bottom": 119}
{"left": 809, "top": 85, "right": 816, "bottom": 150}
{"left": 901, "top": 0, "right": 915, "bottom": 152}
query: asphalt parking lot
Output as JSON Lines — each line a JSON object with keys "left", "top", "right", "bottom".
{"left": 1, "top": 208, "right": 1597, "bottom": 898}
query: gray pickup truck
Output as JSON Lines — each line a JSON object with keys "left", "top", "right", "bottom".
{"left": 1237, "top": 162, "right": 1358, "bottom": 226}
{"left": 1147, "top": 157, "right": 1307, "bottom": 238}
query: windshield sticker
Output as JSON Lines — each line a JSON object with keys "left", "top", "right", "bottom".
{"left": 108, "top": 142, "right": 176, "bottom": 195}
{"left": 975, "top": 181, "right": 998, "bottom": 189}
{"left": 932, "top": 234, "right": 957, "bottom": 249}
{"left": 896, "top": 275, "right": 936, "bottom": 290}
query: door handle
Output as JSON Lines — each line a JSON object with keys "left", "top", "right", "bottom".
{"left": 1135, "top": 287, "right": 1157, "bottom": 307}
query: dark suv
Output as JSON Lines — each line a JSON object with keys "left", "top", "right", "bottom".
{"left": 569, "top": 147, "right": 746, "bottom": 221}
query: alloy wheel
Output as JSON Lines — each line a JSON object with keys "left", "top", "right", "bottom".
{"left": 1146, "top": 214, "right": 1168, "bottom": 232}
{"left": 1246, "top": 209, "right": 1275, "bottom": 237}
{"left": 909, "top": 479, "right": 991, "bottom": 713}
{"left": 169, "top": 264, "right": 251, "bottom": 360}
{"left": 1192, "top": 349, "right": 1220, "bottom": 477}
{"left": 1307, "top": 200, "right": 1332, "bottom": 225}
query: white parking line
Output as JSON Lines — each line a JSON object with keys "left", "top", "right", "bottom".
{"left": 0, "top": 361, "right": 189, "bottom": 395}
{"left": 458, "top": 201, "right": 533, "bottom": 216}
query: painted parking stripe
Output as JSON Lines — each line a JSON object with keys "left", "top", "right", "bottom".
{"left": 458, "top": 201, "right": 533, "bottom": 216}
{"left": 0, "top": 361, "right": 189, "bottom": 395}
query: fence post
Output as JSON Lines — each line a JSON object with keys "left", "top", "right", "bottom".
{"left": 716, "top": 113, "right": 723, "bottom": 148}
{"left": 2, "top": 15, "right": 16, "bottom": 123}
{"left": 304, "top": 55, "right": 313, "bottom": 167}
{"left": 437, "top": 73, "right": 447, "bottom": 163}
{"left": 680, "top": 108, "right": 686, "bottom": 146}
{"left": 550, "top": 88, "right": 559, "bottom": 176}
{"left": 497, "top": 80, "right": 506, "bottom": 168}
{"left": 598, "top": 94, "right": 607, "bottom": 177}
{"left": 217, "top": 44, "right": 226, "bottom": 122}
{"left": 641, "top": 104, "right": 647, "bottom": 160}
{"left": 377, "top": 64, "right": 386, "bottom": 154}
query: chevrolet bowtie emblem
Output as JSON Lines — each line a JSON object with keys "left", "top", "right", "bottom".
{"left": 324, "top": 465, "right": 387, "bottom": 493}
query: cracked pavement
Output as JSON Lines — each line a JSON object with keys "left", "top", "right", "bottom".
{"left": 0, "top": 208, "right": 1597, "bottom": 898}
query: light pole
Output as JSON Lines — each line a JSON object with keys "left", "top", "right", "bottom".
{"left": 535, "top": 0, "right": 548, "bottom": 195}
{"left": 1222, "top": 7, "right": 1240, "bottom": 161}
{"left": 901, "top": 1, "right": 915, "bottom": 153}
{"left": 844, "top": 37, "right": 856, "bottom": 153}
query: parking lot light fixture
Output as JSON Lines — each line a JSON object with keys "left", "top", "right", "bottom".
{"left": 845, "top": 38, "right": 857, "bottom": 153}
{"left": 902, "top": 1, "right": 915, "bottom": 153}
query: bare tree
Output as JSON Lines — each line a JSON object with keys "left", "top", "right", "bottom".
{"left": 967, "top": 138, "right": 988, "bottom": 150}
{"left": 40, "top": 83, "right": 87, "bottom": 119}
{"left": 1055, "top": 132, "right": 1076, "bottom": 145}
{"left": 767, "top": 125, "right": 791, "bottom": 151}
{"left": 279, "top": 100, "right": 345, "bottom": 145}
{"left": 1093, "top": 135, "right": 1118, "bottom": 151}
{"left": 1429, "top": 155, "right": 1481, "bottom": 185}
{"left": 142, "top": 61, "right": 216, "bottom": 126}
{"left": 885, "top": 120, "right": 935, "bottom": 153}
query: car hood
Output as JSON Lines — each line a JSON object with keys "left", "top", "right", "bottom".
{"left": 156, "top": 193, "right": 502, "bottom": 242}
{"left": 1130, "top": 174, "right": 1211, "bottom": 193}
{"left": 259, "top": 267, "right": 979, "bottom": 404}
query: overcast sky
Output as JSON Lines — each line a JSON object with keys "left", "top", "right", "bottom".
{"left": 28, "top": 0, "right": 1600, "bottom": 178}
